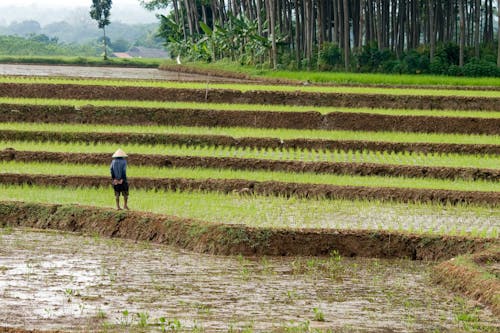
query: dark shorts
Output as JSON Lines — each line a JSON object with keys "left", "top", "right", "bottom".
{"left": 113, "top": 181, "right": 129, "bottom": 197}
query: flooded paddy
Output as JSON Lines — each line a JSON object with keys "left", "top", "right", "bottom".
{"left": 0, "top": 228, "right": 497, "bottom": 332}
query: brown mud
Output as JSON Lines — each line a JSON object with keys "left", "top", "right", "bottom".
{"left": 1, "top": 82, "right": 500, "bottom": 111}
{"left": 0, "top": 201, "right": 495, "bottom": 260}
{"left": 1, "top": 129, "right": 499, "bottom": 155}
{"left": 1, "top": 104, "right": 499, "bottom": 135}
{"left": 433, "top": 248, "right": 500, "bottom": 316}
{"left": 1, "top": 148, "right": 498, "bottom": 182}
{"left": 0, "top": 172, "right": 498, "bottom": 207}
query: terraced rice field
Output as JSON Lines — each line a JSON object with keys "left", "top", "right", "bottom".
{"left": 0, "top": 68, "right": 498, "bottom": 332}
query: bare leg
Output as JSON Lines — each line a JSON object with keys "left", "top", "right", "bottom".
{"left": 123, "top": 196, "right": 129, "bottom": 210}
{"left": 115, "top": 196, "right": 122, "bottom": 210}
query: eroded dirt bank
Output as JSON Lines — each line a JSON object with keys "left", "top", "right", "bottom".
{"left": 433, "top": 248, "right": 500, "bottom": 316}
{"left": 1, "top": 229, "right": 497, "bottom": 332}
{"left": 1, "top": 129, "right": 499, "bottom": 155}
{"left": 0, "top": 173, "right": 498, "bottom": 206}
{"left": 1, "top": 149, "right": 499, "bottom": 183}
{"left": 0, "top": 201, "right": 495, "bottom": 260}
{"left": 1, "top": 103, "right": 499, "bottom": 134}
{"left": 1, "top": 82, "right": 500, "bottom": 111}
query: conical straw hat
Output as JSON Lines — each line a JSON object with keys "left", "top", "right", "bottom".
{"left": 112, "top": 148, "right": 128, "bottom": 158}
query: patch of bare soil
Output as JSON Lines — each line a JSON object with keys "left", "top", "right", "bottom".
{"left": 1, "top": 83, "right": 500, "bottom": 111}
{"left": 1, "top": 228, "right": 497, "bottom": 332}
{"left": 433, "top": 248, "right": 500, "bottom": 316}
{"left": 1, "top": 129, "right": 497, "bottom": 155}
{"left": 0, "top": 201, "right": 495, "bottom": 260}
{"left": 0, "top": 103, "right": 498, "bottom": 135}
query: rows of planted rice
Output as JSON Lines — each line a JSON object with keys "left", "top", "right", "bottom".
{"left": 0, "top": 77, "right": 498, "bottom": 235}
{"left": 1, "top": 73, "right": 499, "bottom": 331}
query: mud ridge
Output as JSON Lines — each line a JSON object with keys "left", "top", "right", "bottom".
{"left": 1, "top": 83, "right": 500, "bottom": 111}
{"left": 1, "top": 129, "right": 499, "bottom": 155}
{"left": 1, "top": 104, "right": 499, "bottom": 135}
{"left": 432, "top": 248, "right": 500, "bottom": 316}
{"left": 0, "top": 201, "right": 495, "bottom": 260}
{"left": 0, "top": 173, "right": 498, "bottom": 206}
{"left": 2, "top": 149, "right": 499, "bottom": 183}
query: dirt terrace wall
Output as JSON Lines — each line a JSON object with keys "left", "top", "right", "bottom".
{"left": 0, "top": 201, "right": 495, "bottom": 260}
{"left": 433, "top": 249, "right": 500, "bottom": 316}
{"left": 1, "top": 149, "right": 498, "bottom": 182}
{"left": 1, "top": 129, "right": 499, "bottom": 155}
{"left": 0, "top": 173, "right": 498, "bottom": 206}
{"left": 1, "top": 82, "right": 500, "bottom": 111}
{"left": 1, "top": 103, "right": 499, "bottom": 135}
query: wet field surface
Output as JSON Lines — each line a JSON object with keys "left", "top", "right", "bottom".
{"left": 0, "top": 228, "right": 497, "bottom": 332}
{"left": 0, "top": 64, "right": 246, "bottom": 82}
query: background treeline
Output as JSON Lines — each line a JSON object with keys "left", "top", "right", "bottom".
{"left": 0, "top": 19, "right": 163, "bottom": 56}
{"left": 143, "top": 0, "right": 500, "bottom": 76}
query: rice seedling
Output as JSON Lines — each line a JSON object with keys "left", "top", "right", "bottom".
{"left": 1, "top": 160, "right": 498, "bottom": 192}
{"left": 1, "top": 140, "right": 498, "bottom": 170}
{"left": 2, "top": 122, "right": 498, "bottom": 146}
{"left": 1, "top": 97, "right": 499, "bottom": 118}
{"left": 1, "top": 76, "right": 499, "bottom": 97}
{"left": 0, "top": 184, "right": 497, "bottom": 237}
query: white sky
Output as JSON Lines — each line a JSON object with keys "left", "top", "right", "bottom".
{"left": 0, "top": 0, "right": 160, "bottom": 24}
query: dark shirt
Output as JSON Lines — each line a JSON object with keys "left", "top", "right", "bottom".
{"left": 110, "top": 158, "right": 127, "bottom": 181}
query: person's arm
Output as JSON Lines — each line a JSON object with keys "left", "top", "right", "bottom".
{"left": 122, "top": 162, "right": 127, "bottom": 181}
{"left": 110, "top": 162, "right": 115, "bottom": 180}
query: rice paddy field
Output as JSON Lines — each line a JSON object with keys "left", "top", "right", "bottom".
{"left": 0, "top": 65, "right": 499, "bottom": 332}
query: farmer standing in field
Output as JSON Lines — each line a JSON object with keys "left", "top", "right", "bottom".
{"left": 110, "top": 148, "right": 129, "bottom": 210}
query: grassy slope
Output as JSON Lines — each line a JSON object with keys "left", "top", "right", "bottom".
{"left": 170, "top": 60, "right": 500, "bottom": 87}
{"left": 0, "top": 160, "right": 498, "bottom": 192}
{"left": 1, "top": 76, "right": 500, "bottom": 97}
{"left": 0, "top": 184, "right": 497, "bottom": 236}
{"left": 1, "top": 140, "right": 499, "bottom": 170}
{"left": 1, "top": 98, "right": 500, "bottom": 118}
{"left": 1, "top": 123, "right": 499, "bottom": 146}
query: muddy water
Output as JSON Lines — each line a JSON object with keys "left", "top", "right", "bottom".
{"left": 0, "top": 228, "right": 497, "bottom": 332}
{"left": 0, "top": 64, "right": 245, "bottom": 82}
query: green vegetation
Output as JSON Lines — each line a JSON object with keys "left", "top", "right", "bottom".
{"left": 1, "top": 76, "right": 499, "bottom": 97}
{"left": 166, "top": 61, "right": 500, "bottom": 87}
{"left": 1, "top": 97, "right": 500, "bottom": 118}
{"left": 2, "top": 139, "right": 499, "bottom": 170}
{"left": 1, "top": 160, "right": 498, "bottom": 192}
{"left": 0, "top": 184, "right": 497, "bottom": 236}
{"left": 0, "top": 56, "right": 163, "bottom": 68}
{"left": 2, "top": 122, "right": 498, "bottom": 146}
{"left": 0, "top": 35, "right": 98, "bottom": 57}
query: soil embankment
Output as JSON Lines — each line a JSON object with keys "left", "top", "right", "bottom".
{"left": 1, "top": 83, "right": 500, "bottom": 111}
{"left": 0, "top": 201, "right": 494, "bottom": 260}
{"left": 433, "top": 248, "right": 500, "bottom": 316}
{"left": 1, "top": 129, "right": 498, "bottom": 155}
{"left": 0, "top": 173, "right": 498, "bottom": 206}
{"left": 1, "top": 149, "right": 499, "bottom": 182}
{"left": 1, "top": 103, "right": 499, "bottom": 134}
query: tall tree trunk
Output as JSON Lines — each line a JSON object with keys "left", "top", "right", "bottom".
{"left": 497, "top": 0, "right": 500, "bottom": 66}
{"left": 267, "top": 0, "right": 277, "bottom": 69}
{"left": 342, "top": 0, "right": 349, "bottom": 70}
{"left": 103, "top": 26, "right": 108, "bottom": 60}
{"left": 428, "top": 0, "right": 435, "bottom": 61}
{"left": 474, "top": 0, "right": 480, "bottom": 57}
{"left": 459, "top": 0, "right": 465, "bottom": 67}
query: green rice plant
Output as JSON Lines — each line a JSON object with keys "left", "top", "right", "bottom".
{"left": 1, "top": 160, "right": 498, "bottom": 192}
{"left": 0, "top": 184, "right": 497, "bottom": 237}
{"left": 2, "top": 122, "right": 499, "bottom": 146}
{"left": 170, "top": 60, "right": 500, "bottom": 87}
{"left": 1, "top": 97, "right": 499, "bottom": 118}
{"left": 1, "top": 76, "right": 499, "bottom": 97}
{"left": 1, "top": 140, "right": 499, "bottom": 170}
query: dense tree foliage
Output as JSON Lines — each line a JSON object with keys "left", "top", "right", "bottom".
{"left": 0, "top": 35, "right": 99, "bottom": 56}
{"left": 142, "top": 0, "right": 500, "bottom": 76}
{"left": 90, "top": 0, "right": 113, "bottom": 59}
